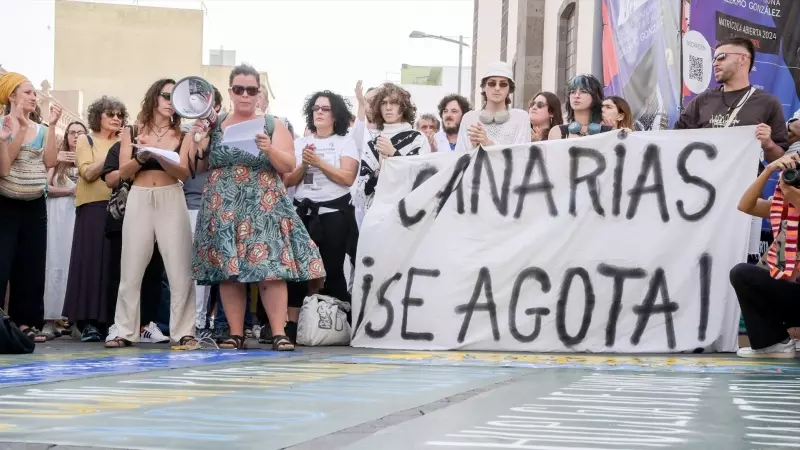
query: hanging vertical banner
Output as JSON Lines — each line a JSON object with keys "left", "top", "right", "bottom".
{"left": 685, "top": 0, "right": 800, "bottom": 119}
{"left": 602, "top": 0, "right": 682, "bottom": 131}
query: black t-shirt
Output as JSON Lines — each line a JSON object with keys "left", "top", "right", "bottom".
{"left": 674, "top": 86, "right": 789, "bottom": 152}
{"left": 100, "top": 141, "right": 121, "bottom": 182}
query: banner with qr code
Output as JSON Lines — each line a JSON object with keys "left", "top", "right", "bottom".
{"left": 685, "top": 0, "right": 800, "bottom": 120}
{"left": 601, "top": 0, "right": 683, "bottom": 131}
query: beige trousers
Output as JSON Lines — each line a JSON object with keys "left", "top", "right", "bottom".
{"left": 115, "top": 184, "right": 195, "bottom": 343}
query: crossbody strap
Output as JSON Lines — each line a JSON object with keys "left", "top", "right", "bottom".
{"left": 723, "top": 86, "right": 756, "bottom": 128}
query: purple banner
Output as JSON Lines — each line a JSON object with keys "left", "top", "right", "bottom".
{"left": 686, "top": 0, "right": 800, "bottom": 120}
{"left": 602, "top": 0, "right": 682, "bottom": 130}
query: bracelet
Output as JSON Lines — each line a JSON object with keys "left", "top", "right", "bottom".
{"left": 134, "top": 153, "right": 146, "bottom": 165}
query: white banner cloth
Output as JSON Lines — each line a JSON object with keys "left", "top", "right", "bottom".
{"left": 352, "top": 127, "right": 760, "bottom": 353}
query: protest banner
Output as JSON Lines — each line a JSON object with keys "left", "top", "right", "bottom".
{"left": 351, "top": 127, "right": 760, "bottom": 353}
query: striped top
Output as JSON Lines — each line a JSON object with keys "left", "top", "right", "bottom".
{"left": 0, "top": 124, "right": 47, "bottom": 201}
{"left": 766, "top": 187, "right": 799, "bottom": 280}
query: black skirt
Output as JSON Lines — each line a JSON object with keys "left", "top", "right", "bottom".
{"left": 62, "top": 201, "right": 114, "bottom": 324}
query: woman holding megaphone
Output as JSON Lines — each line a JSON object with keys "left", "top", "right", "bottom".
{"left": 104, "top": 78, "right": 197, "bottom": 349}
{"left": 189, "top": 64, "right": 323, "bottom": 351}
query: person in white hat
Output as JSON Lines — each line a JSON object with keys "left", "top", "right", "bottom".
{"left": 455, "top": 61, "right": 531, "bottom": 152}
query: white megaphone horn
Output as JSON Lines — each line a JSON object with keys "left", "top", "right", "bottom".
{"left": 172, "top": 76, "right": 218, "bottom": 143}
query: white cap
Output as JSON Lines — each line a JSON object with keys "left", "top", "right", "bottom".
{"left": 482, "top": 61, "right": 514, "bottom": 83}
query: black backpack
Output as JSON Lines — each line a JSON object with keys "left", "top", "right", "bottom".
{"left": 0, "top": 307, "right": 35, "bottom": 354}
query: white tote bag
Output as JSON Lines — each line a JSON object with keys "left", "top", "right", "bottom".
{"left": 296, "top": 294, "right": 351, "bottom": 346}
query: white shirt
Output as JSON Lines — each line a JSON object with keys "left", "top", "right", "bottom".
{"left": 789, "top": 109, "right": 800, "bottom": 155}
{"left": 455, "top": 108, "right": 531, "bottom": 152}
{"left": 434, "top": 131, "right": 457, "bottom": 152}
{"left": 294, "top": 134, "right": 360, "bottom": 206}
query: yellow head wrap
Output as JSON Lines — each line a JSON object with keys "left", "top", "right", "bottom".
{"left": 0, "top": 72, "right": 29, "bottom": 107}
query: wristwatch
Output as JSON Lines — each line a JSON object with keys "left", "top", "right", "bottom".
{"left": 134, "top": 152, "right": 147, "bottom": 165}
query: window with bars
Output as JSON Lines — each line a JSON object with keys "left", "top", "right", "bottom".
{"left": 557, "top": 2, "right": 578, "bottom": 102}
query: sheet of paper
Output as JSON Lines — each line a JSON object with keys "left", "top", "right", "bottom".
{"left": 136, "top": 146, "right": 181, "bottom": 164}
{"left": 221, "top": 118, "right": 264, "bottom": 157}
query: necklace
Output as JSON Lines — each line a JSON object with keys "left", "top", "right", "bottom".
{"left": 721, "top": 85, "right": 751, "bottom": 111}
{"left": 150, "top": 125, "right": 169, "bottom": 142}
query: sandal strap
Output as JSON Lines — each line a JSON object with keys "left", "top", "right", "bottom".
{"left": 220, "top": 335, "right": 245, "bottom": 349}
{"left": 179, "top": 335, "right": 198, "bottom": 345}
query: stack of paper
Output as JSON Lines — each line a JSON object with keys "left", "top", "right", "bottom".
{"left": 220, "top": 118, "right": 264, "bottom": 157}
{"left": 136, "top": 146, "right": 181, "bottom": 164}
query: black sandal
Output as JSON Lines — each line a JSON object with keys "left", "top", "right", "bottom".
{"left": 218, "top": 335, "right": 246, "bottom": 350}
{"left": 172, "top": 335, "right": 201, "bottom": 351}
{"left": 104, "top": 337, "right": 132, "bottom": 348}
{"left": 272, "top": 335, "right": 295, "bottom": 352}
{"left": 21, "top": 327, "right": 47, "bottom": 343}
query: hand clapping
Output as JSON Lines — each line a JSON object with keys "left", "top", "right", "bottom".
{"left": 376, "top": 136, "right": 395, "bottom": 157}
{"left": 467, "top": 123, "right": 488, "bottom": 147}
{"left": 0, "top": 116, "right": 12, "bottom": 142}
{"left": 302, "top": 144, "right": 322, "bottom": 168}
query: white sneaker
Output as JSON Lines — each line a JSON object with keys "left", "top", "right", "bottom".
{"left": 737, "top": 339, "right": 797, "bottom": 358}
{"left": 140, "top": 322, "right": 169, "bottom": 343}
{"left": 105, "top": 324, "right": 119, "bottom": 343}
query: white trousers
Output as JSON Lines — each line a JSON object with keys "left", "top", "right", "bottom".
{"left": 115, "top": 184, "right": 196, "bottom": 343}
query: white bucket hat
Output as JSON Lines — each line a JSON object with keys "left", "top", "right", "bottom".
{"left": 481, "top": 61, "right": 514, "bottom": 83}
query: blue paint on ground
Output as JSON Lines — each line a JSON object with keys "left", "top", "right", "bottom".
{"left": 0, "top": 350, "right": 293, "bottom": 386}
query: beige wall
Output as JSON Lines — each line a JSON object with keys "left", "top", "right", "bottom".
{"left": 541, "top": 0, "right": 602, "bottom": 94}
{"left": 54, "top": 0, "right": 203, "bottom": 121}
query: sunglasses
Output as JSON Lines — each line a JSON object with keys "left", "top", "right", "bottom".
{"left": 312, "top": 105, "right": 332, "bottom": 113}
{"left": 231, "top": 85, "right": 259, "bottom": 96}
{"left": 159, "top": 92, "right": 172, "bottom": 101}
{"left": 486, "top": 80, "right": 509, "bottom": 88}
{"left": 712, "top": 52, "right": 749, "bottom": 63}
{"left": 105, "top": 111, "right": 124, "bottom": 120}
{"left": 529, "top": 101, "right": 547, "bottom": 110}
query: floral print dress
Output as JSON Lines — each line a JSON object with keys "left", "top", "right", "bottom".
{"left": 192, "top": 115, "right": 325, "bottom": 285}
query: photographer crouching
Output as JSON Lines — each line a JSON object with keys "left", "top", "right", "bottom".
{"left": 733, "top": 152, "right": 800, "bottom": 358}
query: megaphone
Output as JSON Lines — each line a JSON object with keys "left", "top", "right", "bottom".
{"left": 172, "top": 76, "right": 217, "bottom": 143}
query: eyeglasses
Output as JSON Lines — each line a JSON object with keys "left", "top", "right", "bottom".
{"left": 529, "top": 101, "right": 547, "bottom": 110}
{"left": 312, "top": 105, "right": 332, "bottom": 113}
{"left": 159, "top": 92, "right": 172, "bottom": 101}
{"left": 231, "top": 85, "right": 259, "bottom": 96}
{"left": 105, "top": 111, "right": 124, "bottom": 119}
{"left": 713, "top": 52, "right": 750, "bottom": 63}
{"left": 67, "top": 130, "right": 86, "bottom": 137}
{"left": 486, "top": 80, "right": 509, "bottom": 89}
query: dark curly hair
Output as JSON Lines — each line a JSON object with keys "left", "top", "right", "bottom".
{"left": 437, "top": 94, "right": 472, "bottom": 118}
{"left": 86, "top": 95, "right": 128, "bottom": 133}
{"left": 303, "top": 90, "right": 352, "bottom": 137}
{"left": 137, "top": 78, "right": 180, "bottom": 134}
{"left": 369, "top": 83, "right": 416, "bottom": 130}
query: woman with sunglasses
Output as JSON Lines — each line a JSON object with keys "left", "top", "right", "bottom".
{"left": 105, "top": 78, "right": 197, "bottom": 349}
{"left": 455, "top": 62, "right": 530, "bottom": 152}
{"left": 527, "top": 92, "right": 563, "bottom": 141}
{"left": 43, "top": 121, "right": 87, "bottom": 338}
{"left": 62, "top": 96, "right": 126, "bottom": 342}
{"left": 191, "top": 64, "right": 323, "bottom": 351}
{"left": 283, "top": 90, "right": 359, "bottom": 341}
{"left": 0, "top": 72, "right": 62, "bottom": 343}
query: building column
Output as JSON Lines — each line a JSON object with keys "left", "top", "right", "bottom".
{"left": 513, "top": 0, "right": 546, "bottom": 108}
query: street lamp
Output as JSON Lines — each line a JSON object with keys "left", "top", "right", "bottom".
{"left": 409, "top": 30, "right": 470, "bottom": 95}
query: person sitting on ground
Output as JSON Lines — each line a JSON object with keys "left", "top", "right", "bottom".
{"left": 732, "top": 151, "right": 800, "bottom": 358}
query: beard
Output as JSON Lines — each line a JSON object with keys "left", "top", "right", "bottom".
{"left": 444, "top": 123, "right": 460, "bottom": 134}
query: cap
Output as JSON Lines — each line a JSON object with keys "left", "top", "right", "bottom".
{"left": 482, "top": 61, "right": 513, "bottom": 83}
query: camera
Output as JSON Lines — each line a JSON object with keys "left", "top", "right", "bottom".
{"left": 782, "top": 168, "right": 800, "bottom": 188}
